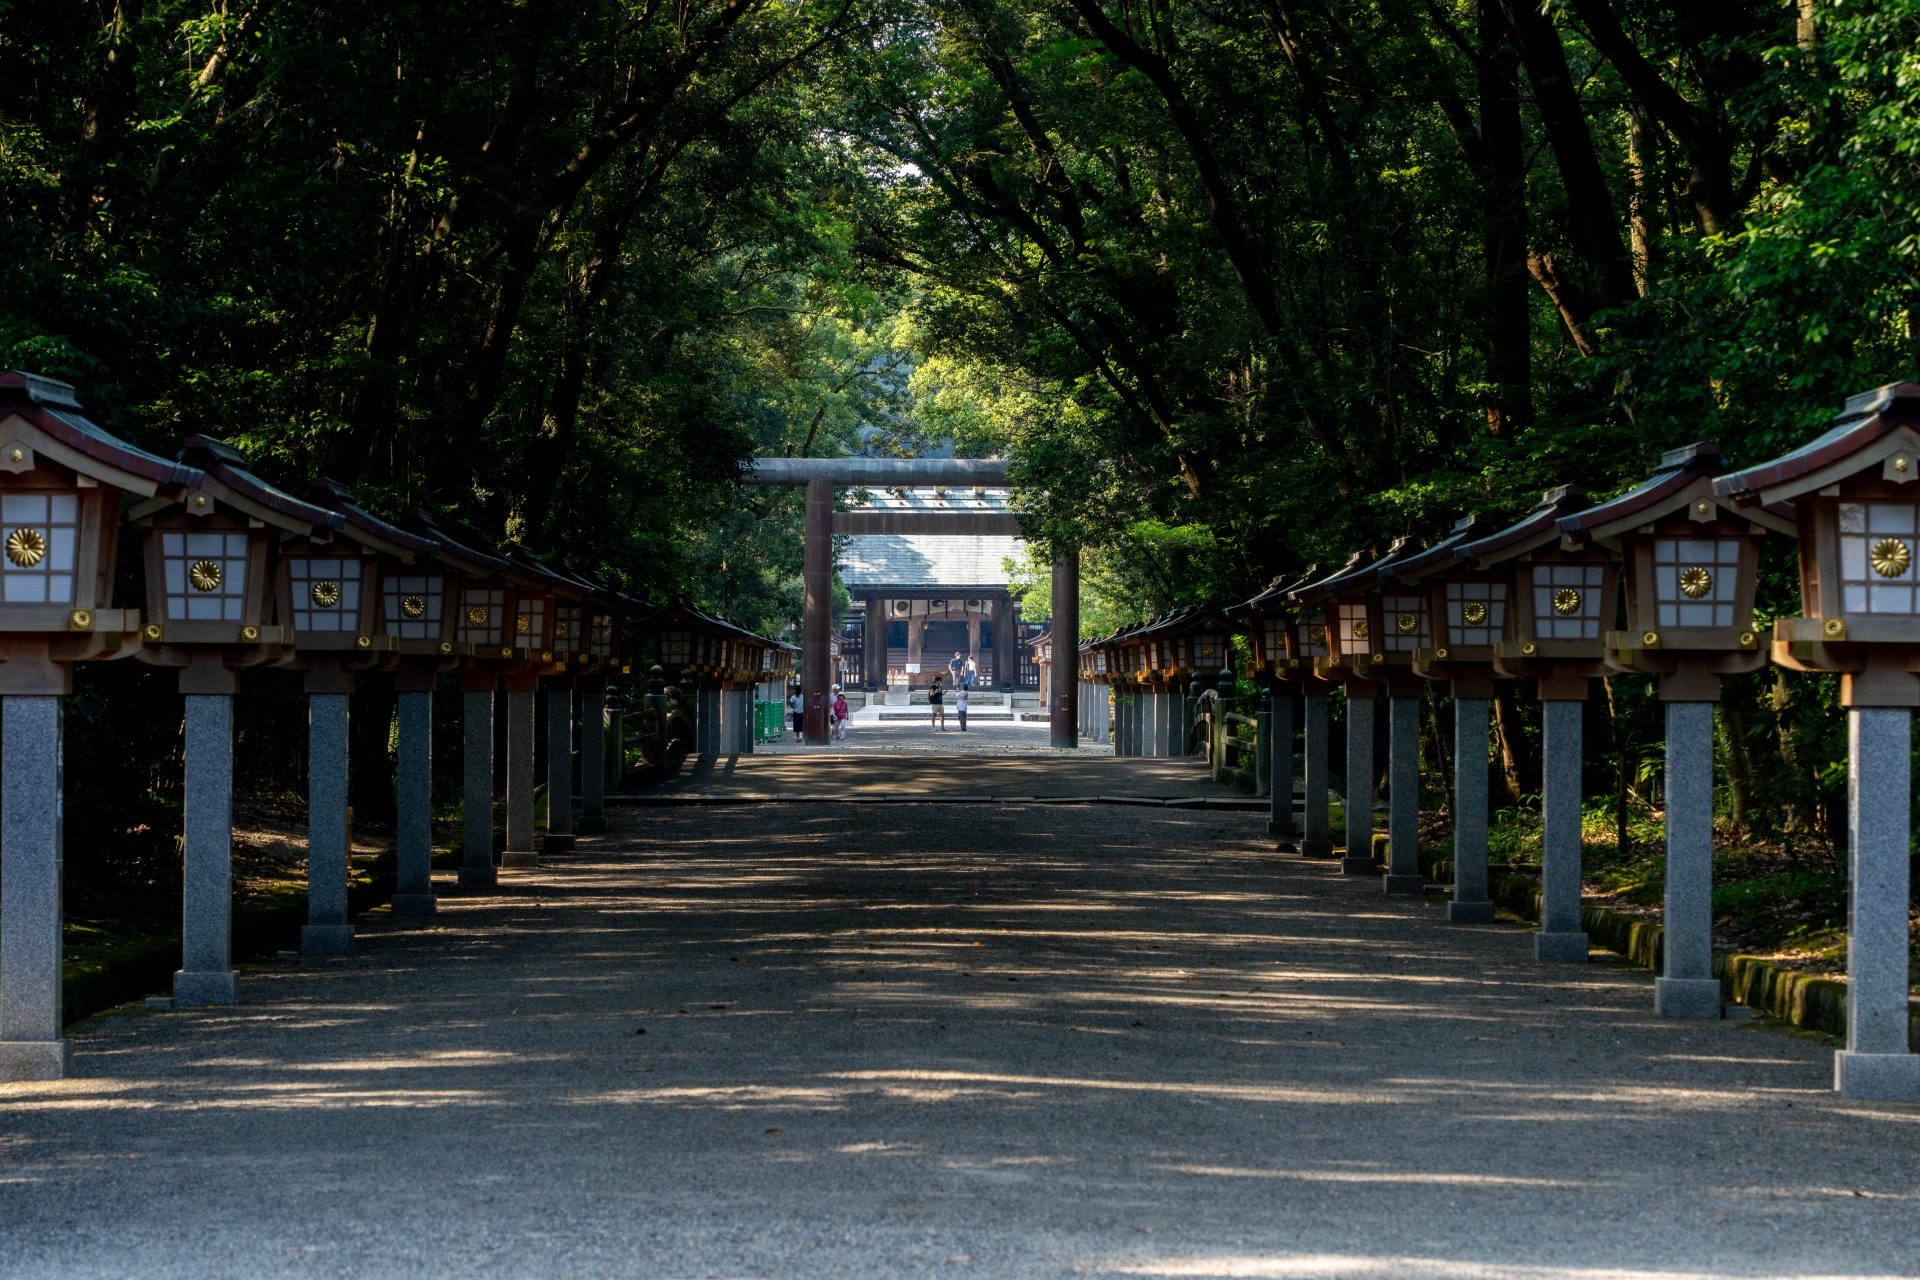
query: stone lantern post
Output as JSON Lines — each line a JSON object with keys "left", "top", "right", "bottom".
{"left": 1292, "top": 551, "right": 1387, "bottom": 875}
{"left": 1394, "top": 513, "right": 1504, "bottom": 922}
{"left": 1455, "top": 487, "right": 1618, "bottom": 962}
{"left": 1229, "top": 570, "right": 1321, "bottom": 847}
{"left": 401, "top": 510, "right": 520, "bottom": 892}
{"left": 1716, "top": 382, "right": 1920, "bottom": 1100}
{"left": 132, "top": 436, "right": 332, "bottom": 983}
{"left": 0, "top": 372, "right": 185, "bottom": 1080}
{"left": 271, "top": 480, "right": 429, "bottom": 951}
{"left": 1275, "top": 571, "right": 1334, "bottom": 858}
{"left": 1558, "top": 443, "right": 1793, "bottom": 1018}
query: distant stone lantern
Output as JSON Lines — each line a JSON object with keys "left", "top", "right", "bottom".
{"left": 1454, "top": 485, "right": 1617, "bottom": 964}
{"left": 1557, "top": 443, "right": 1793, "bottom": 1022}
{"left": 273, "top": 477, "right": 436, "bottom": 952}
{"left": 1292, "top": 550, "right": 1389, "bottom": 876}
{"left": 402, "top": 509, "right": 519, "bottom": 895}
{"left": 1392, "top": 513, "right": 1504, "bottom": 923}
{"left": 0, "top": 372, "right": 188, "bottom": 1081}
{"left": 134, "top": 439, "right": 348, "bottom": 982}
{"left": 1716, "top": 382, "right": 1920, "bottom": 1101}
{"left": 1228, "top": 568, "right": 1323, "bottom": 850}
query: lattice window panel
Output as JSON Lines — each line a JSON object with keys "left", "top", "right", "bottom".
{"left": 1839, "top": 503, "right": 1920, "bottom": 614}
{"left": 1530, "top": 564, "right": 1605, "bottom": 639}
{"left": 383, "top": 574, "right": 445, "bottom": 639}
{"left": 515, "top": 595, "right": 549, "bottom": 649}
{"left": 1444, "top": 581, "right": 1506, "bottom": 646}
{"left": 1379, "top": 593, "right": 1429, "bottom": 653}
{"left": 1335, "top": 601, "right": 1371, "bottom": 654}
{"left": 458, "top": 586, "right": 507, "bottom": 646}
{"left": 161, "top": 529, "right": 248, "bottom": 621}
{"left": 0, "top": 493, "right": 80, "bottom": 605}
{"left": 1653, "top": 539, "right": 1741, "bottom": 627}
{"left": 285, "top": 557, "right": 364, "bottom": 632}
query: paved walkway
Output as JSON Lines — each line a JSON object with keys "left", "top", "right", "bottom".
{"left": 644, "top": 749, "right": 1232, "bottom": 799}
{"left": 3, "top": 775, "right": 1914, "bottom": 1279}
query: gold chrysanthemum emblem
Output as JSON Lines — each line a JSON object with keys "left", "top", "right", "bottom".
{"left": 1871, "top": 537, "right": 1910, "bottom": 578}
{"left": 1679, "top": 566, "right": 1713, "bottom": 599}
{"left": 311, "top": 580, "right": 341, "bottom": 608}
{"left": 5, "top": 528, "right": 45, "bottom": 568}
{"left": 401, "top": 594, "right": 427, "bottom": 619}
{"left": 1552, "top": 587, "right": 1582, "bottom": 615}
{"left": 1461, "top": 601, "right": 1487, "bottom": 625}
{"left": 1396, "top": 612, "right": 1419, "bottom": 634}
{"left": 467, "top": 605, "right": 488, "bottom": 627}
{"left": 189, "top": 558, "right": 222, "bottom": 591}
{"left": 1352, "top": 619, "right": 1369, "bottom": 639}
{"left": 516, "top": 615, "right": 531, "bottom": 635}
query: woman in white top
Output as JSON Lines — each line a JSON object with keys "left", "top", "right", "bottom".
{"left": 955, "top": 683, "right": 969, "bottom": 731}
{"left": 787, "top": 688, "right": 804, "bottom": 740}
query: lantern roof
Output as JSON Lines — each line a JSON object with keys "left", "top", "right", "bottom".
{"left": 1453, "top": 485, "right": 1591, "bottom": 568}
{"left": 636, "top": 599, "right": 785, "bottom": 649}
{"left": 1381, "top": 513, "right": 1500, "bottom": 584}
{"left": 1125, "top": 603, "right": 1239, "bottom": 641}
{"left": 141, "top": 434, "right": 343, "bottom": 534}
{"left": 1561, "top": 442, "right": 1796, "bottom": 544}
{"left": 1715, "top": 381, "right": 1920, "bottom": 505}
{"left": 1290, "top": 548, "right": 1379, "bottom": 604}
{"left": 0, "top": 372, "right": 203, "bottom": 495}
{"left": 1226, "top": 563, "right": 1324, "bottom": 620}
{"left": 300, "top": 477, "right": 436, "bottom": 560}
{"left": 401, "top": 508, "right": 516, "bottom": 578}
{"left": 550, "top": 554, "right": 631, "bottom": 612}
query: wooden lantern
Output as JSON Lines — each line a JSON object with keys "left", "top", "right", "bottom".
{"left": 297, "top": 479, "right": 441, "bottom": 663}
{"left": 1557, "top": 443, "right": 1793, "bottom": 696}
{"left": 1288, "top": 550, "right": 1379, "bottom": 681}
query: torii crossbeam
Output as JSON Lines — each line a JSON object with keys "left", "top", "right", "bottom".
{"left": 745, "top": 458, "right": 1077, "bottom": 747}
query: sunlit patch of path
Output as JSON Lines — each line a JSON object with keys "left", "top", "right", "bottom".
{"left": 1, "top": 795, "right": 1913, "bottom": 1279}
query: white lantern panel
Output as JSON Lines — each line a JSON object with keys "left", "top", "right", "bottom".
{"left": 1335, "top": 601, "right": 1370, "bottom": 652}
{"left": 0, "top": 492, "right": 79, "bottom": 605}
{"left": 162, "top": 529, "right": 249, "bottom": 621}
{"left": 1531, "top": 564, "right": 1604, "bottom": 639}
{"left": 517, "top": 596, "right": 548, "bottom": 648}
{"left": 588, "top": 614, "right": 614, "bottom": 658}
{"left": 1379, "top": 593, "right": 1429, "bottom": 652}
{"left": 1652, "top": 538, "right": 1741, "bottom": 628}
{"left": 1838, "top": 502, "right": 1920, "bottom": 614}
{"left": 1294, "top": 620, "right": 1328, "bottom": 658}
{"left": 1444, "top": 581, "right": 1506, "bottom": 646}
{"left": 383, "top": 574, "right": 445, "bottom": 639}
{"left": 458, "top": 586, "right": 506, "bottom": 645}
{"left": 287, "top": 557, "right": 364, "bottom": 632}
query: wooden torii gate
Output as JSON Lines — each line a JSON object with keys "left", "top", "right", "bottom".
{"left": 746, "top": 458, "right": 1078, "bottom": 748}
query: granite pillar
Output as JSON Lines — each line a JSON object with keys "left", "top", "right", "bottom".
{"left": 1339, "top": 689, "right": 1376, "bottom": 874}
{"left": 1535, "top": 696, "right": 1589, "bottom": 962}
{"left": 1656, "top": 699, "right": 1720, "bottom": 1017}
{"left": 502, "top": 687, "right": 538, "bottom": 868}
{"left": 1268, "top": 692, "right": 1296, "bottom": 842}
{"left": 544, "top": 684, "right": 575, "bottom": 853}
{"left": 1301, "top": 693, "right": 1332, "bottom": 858}
{"left": 391, "top": 686, "right": 436, "bottom": 918}
{"left": 1447, "top": 695, "right": 1494, "bottom": 923}
{"left": 301, "top": 680, "right": 353, "bottom": 956}
{"left": 1383, "top": 693, "right": 1423, "bottom": 894}
{"left": 578, "top": 683, "right": 607, "bottom": 833}
{"left": 1834, "top": 706, "right": 1920, "bottom": 1100}
{"left": 175, "top": 693, "right": 238, "bottom": 1002}
{"left": 460, "top": 684, "right": 497, "bottom": 891}
{"left": 0, "top": 695, "right": 69, "bottom": 1080}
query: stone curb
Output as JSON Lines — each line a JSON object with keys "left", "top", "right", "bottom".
{"left": 1472, "top": 870, "right": 1918, "bottom": 1050}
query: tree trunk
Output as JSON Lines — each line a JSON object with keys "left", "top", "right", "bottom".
{"left": 1493, "top": 682, "right": 1538, "bottom": 798}
{"left": 1479, "top": 1, "right": 1531, "bottom": 435}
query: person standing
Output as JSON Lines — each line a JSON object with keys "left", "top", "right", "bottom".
{"left": 963, "top": 655, "right": 978, "bottom": 689}
{"left": 831, "top": 688, "right": 850, "bottom": 742}
{"left": 929, "top": 676, "right": 946, "bottom": 731}
{"left": 948, "top": 651, "right": 964, "bottom": 689}
{"left": 955, "top": 683, "right": 969, "bottom": 732}
{"left": 787, "top": 685, "right": 804, "bottom": 741}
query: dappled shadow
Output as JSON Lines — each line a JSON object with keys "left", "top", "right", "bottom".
{"left": 2, "top": 805, "right": 1910, "bottom": 1278}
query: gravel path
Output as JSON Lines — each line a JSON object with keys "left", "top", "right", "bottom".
{"left": 2, "top": 800, "right": 1914, "bottom": 1279}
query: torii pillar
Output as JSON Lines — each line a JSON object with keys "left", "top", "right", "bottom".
{"left": 1050, "top": 549, "right": 1079, "bottom": 749}
{"left": 803, "top": 473, "right": 833, "bottom": 744}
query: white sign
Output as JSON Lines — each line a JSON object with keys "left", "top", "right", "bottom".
{"left": 905, "top": 663, "right": 921, "bottom": 673}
